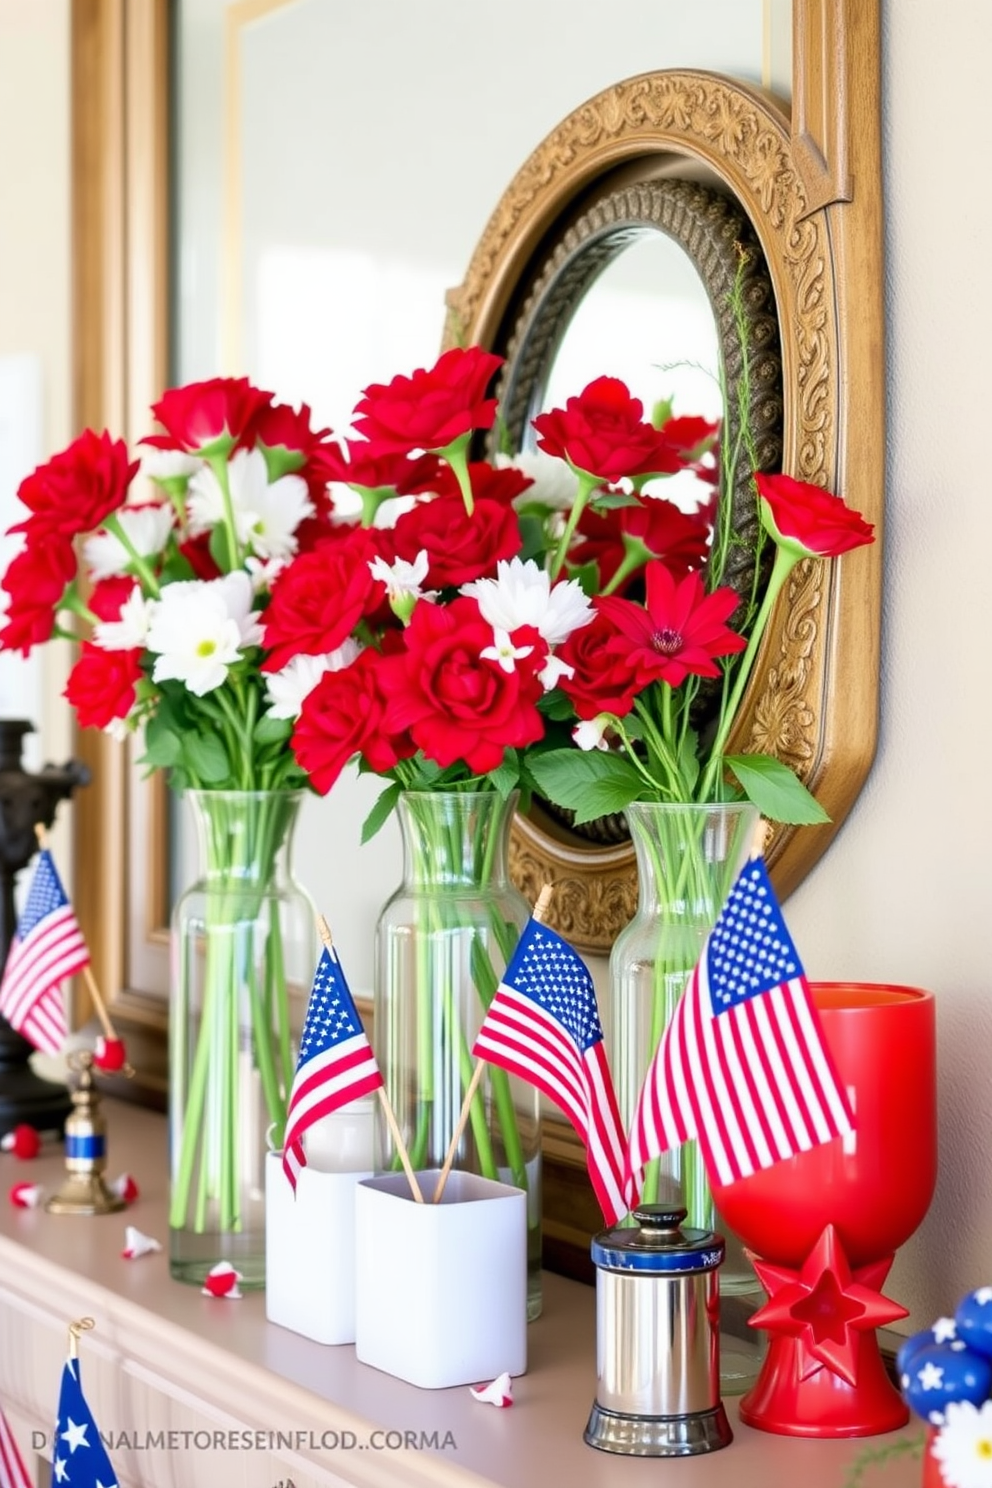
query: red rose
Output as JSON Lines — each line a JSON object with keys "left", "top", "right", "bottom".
{"left": 254, "top": 400, "right": 330, "bottom": 461}
{"left": 380, "top": 596, "right": 544, "bottom": 774}
{"left": 658, "top": 414, "right": 719, "bottom": 460}
{"left": 316, "top": 441, "right": 442, "bottom": 495}
{"left": 598, "top": 562, "right": 746, "bottom": 689}
{"left": 352, "top": 346, "right": 503, "bottom": 455}
{"left": 292, "top": 650, "right": 410, "bottom": 794}
{"left": 570, "top": 494, "right": 711, "bottom": 590}
{"left": 0, "top": 540, "right": 77, "bottom": 656}
{"left": 532, "top": 377, "right": 689, "bottom": 483}
{"left": 12, "top": 430, "right": 136, "bottom": 541}
{"left": 261, "top": 530, "right": 383, "bottom": 671}
{"left": 146, "top": 377, "right": 274, "bottom": 455}
{"left": 64, "top": 643, "right": 143, "bottom": 730}
{"left": 390, "top": 496, "right": 520, "bottom": 589}
{"left": 557, "top": 608, "right": 643, "bottom": 720}
{"left": 755, "top": 472, "right": 875, "bottom": 557}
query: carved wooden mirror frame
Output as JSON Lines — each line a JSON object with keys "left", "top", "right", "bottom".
{"left": 70, "top": 0, "right": 882, "bottom": 1276}
{"left": 446, "top": 4, "right": 884, "bottom": 960}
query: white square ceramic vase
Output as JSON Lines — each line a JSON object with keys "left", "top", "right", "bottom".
{"left": 354, "top": 1169, "right": 528, "bottom": 1389}
{"left": 265, "top": 1150, "right": 372, "bottom": 1344}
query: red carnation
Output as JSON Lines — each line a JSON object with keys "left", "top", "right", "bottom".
{"left": 254, "top": 400, "right": 330, "bottom": 461}
{"left": 261, "top": 530, "right": 383, "bottom": 672}
{"left": 178, "top": 531, "right": 222, "bottom": 581}
{"left": 12, "top": 430, "right": 136, "bottom": 541}
{"left": 0, "top": 540, "right": 77, "bottom": 656}
{"left": 390, "top": 497, "right": 520, "bottom": 589}
{"left": 755, "top": 472, "right": 876, "bottom": 558}
{"left": 64, "top": 643, "right": 143, "bottom": 730}
{"left": 533, "top": 377, "right": 690, "bottom": 484}
{"left": 146, "top": 376, "right": 274, "bottom": 455}
{"left": 379, "top": 596, "right": 544, "bottom": 775}
{"left": 316, "top": 441, "right": 443, "bottom": 496}
{"left": 352, "top": 346, "right": 503, "bottom": 455}
{"left": 88, "top": 575, "right": 138, "bottom": 622}
{"left": 557, "top": 608, "right": 643, "bottom": 721}
{"left": 292, "top": 651, "right": 410, "bottom": 794}
{"left": 570, "top": 494, "right": 711, "bottom": 590}
{"left": 598, "top": 562, "right": 746, "bottom": 689}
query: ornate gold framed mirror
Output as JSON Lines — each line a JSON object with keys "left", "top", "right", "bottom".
{"left": 69, "top": 0, "right": 882, "bottom": 1277}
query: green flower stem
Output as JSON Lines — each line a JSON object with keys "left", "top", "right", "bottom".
{"left": 698, "top": 542, "right": 799, "bottom": 801}
{"left": 437, "top": 435, "right": 475, "bottom": 517}
{"left": 102, "top": 513, "right": 162, "bottom": 597}
{"left": 550, "top": 471, "right": 600, "bottom": 580}
{"left": 206, "top": 452, "right": 243, "bottom": 571}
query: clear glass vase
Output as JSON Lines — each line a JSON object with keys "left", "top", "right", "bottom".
{"left": 169, "top": 789, "right": 316, "bottom": 1289}
{"left": 609, "top": 799, "right": 765, "bottom": 1392}
{"left": 373, "top": 790, "right": 542, "bottom": 1320}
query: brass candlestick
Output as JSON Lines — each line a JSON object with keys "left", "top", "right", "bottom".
{"left": 46, "top": 1051, "right": 125, "bottom": 1215}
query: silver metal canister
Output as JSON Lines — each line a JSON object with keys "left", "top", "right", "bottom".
{"left": 584, "top": 1205, "right": 732, "bottom": 1456}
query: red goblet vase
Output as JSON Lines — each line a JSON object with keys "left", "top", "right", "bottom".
{"left": 711, "top": 983, "right": 937, "bottom": 1438}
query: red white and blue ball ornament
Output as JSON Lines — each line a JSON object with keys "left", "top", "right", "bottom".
{"left": 955, "top": 1288, "right": 992, "bottom": 1360}
{"left": 902, "top": 1342, "right": 992, "bottom": 1425}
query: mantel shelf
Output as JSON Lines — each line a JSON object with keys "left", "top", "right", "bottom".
{"left": 0, "top": 1100, "right": 919, "bottom": 1487}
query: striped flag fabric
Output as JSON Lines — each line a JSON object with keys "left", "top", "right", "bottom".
{"left": 0, "top": 1397, "right": 31, "bottom": 1488}
{"left": 473, "top": 918, "right": 630, "bottom": 1226}
{"left": 0, "top": 848, "right": 87, "bottom": 1055}
{"left": 282, "top": 944, "right": 383, "bottom": 1191}
{"left": 625, "top": 855, "right": 854, "bottom": 1200}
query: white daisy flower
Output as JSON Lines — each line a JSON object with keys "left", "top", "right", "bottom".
{"left": 245, "top": 555, "right": 290, "bottom": 594}
{"left": 931, "top": 1399, "right": 992, "bottom": 1488}
{"left": 84, "top": 504, "right": 174, "bottom": 580}
{"left": 496, "top": 449, "right": 580, "bottom": 511}
{"left": 140, "top": 448, "right": 202, "bottom": 481}
{"left": 146, "top": 572, "right": 262, "bottom": 696}
{"left": 480, "top": 627, "right": 535, "bottom": 675}
{"left": 573, "top": 716, "right": 611, "bottom": 751}
{"left": 187, "top": 447, "right": 313, "bottom": 561}
{"left": 264, "top": 641, "right": 362, "bottom": 720}
{"left": 461, "top": 557, "right": 593, "bottom": 645}
{"left": 93, "top": 586, "right": 154, "bottom": 651}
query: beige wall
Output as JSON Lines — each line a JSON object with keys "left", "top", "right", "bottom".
{"left": 0, "top": 0, "right": 989, "bottom": 1334}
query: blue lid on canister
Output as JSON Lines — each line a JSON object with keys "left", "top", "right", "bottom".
{"left": 591, "top": 1206, "right": 725, "bottom": 1274}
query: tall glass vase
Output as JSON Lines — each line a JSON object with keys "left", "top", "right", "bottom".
{"left": 373, "top": 790, "right": 542, "bottom": 1320}
{"left": 169, "top": 789, "right": 316, "bottom": 1289}
{"left": 609, "top": 799, "right": 765, "bottom": 1391}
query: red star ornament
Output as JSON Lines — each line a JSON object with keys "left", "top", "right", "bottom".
{"left": 749, "top": 1223, "right": 908, "bottom": 1386}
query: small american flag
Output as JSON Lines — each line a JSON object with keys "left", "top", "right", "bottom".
{"left": 473, "top": 919, "right": 629, "bottom": 1226}
{"left": 0, "top": 1397, "right": 31, "bottom": 1488}
{"left": 0, "top": 848, "right": 87, "bottom": 1055}
{"left": 52, "top": 1356, "right": 118, "bottom": 1488}
{"left": 625, "top": 856, "right": 854, "bottom": 1199}
{"left": 282, "top": 944, "right": 383, "bottom": 1191}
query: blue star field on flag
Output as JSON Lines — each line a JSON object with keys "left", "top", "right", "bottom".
{"left": 51, "top": 1358, "right": 117, "bottom": 1487}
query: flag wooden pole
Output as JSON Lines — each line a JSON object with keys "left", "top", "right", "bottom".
{"left": 432, "top": 882, "right": 555, "bottom": 1205}
{"left": 67, "top": 1316, "right": 95, "bottom": 1361}
{"left": 749, "top": 817, "right": 771, "bottom": 860}
{"left": 315, "top": 914, "right": 424, "bottom": 1205}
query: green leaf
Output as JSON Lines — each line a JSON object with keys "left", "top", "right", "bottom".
{"left": 538, "top": 688, "right": 576, "bottom": 722}
{"left": 724, "top": 754, "right": 831, "bottom": 825}
{"left": 140, "top": 709, "right": 183, "bottom": 770}
{"left": 590, "top": 489, "right": 641, "bottom": 511}
{"left": 361, "top": 781, "right": 402, "bottom": 843}
{"left": 487, "top": 751, "right": 520, "bottom": 800}
{"left": 568, "top": 560, "right": 600, "bottom": 597}
{"left": 515, "top": 512, "right": 546, "bottom": 563}
{"left": 527, "top": 747, "right": 643, "bottom": 825}
{"left": 183, "top": 730, "right": 231, "bottom": 784}
{"left": 253, "top": 713, "right": 292, "bottom": 745}
{"left": 677, "top": 726, "right": 701, "bottom": 795}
